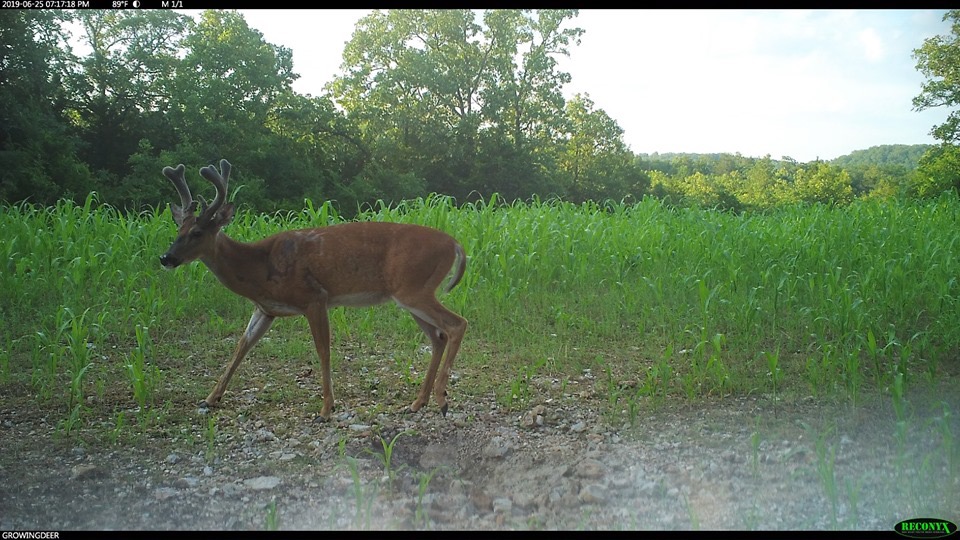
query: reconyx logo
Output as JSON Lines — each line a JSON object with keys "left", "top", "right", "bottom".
{"left": 895, "top": 518, "right": 958, "bottom": 539}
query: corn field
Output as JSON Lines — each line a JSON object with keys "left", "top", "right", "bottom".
{"left": 2, "top": 193, "right": 959, "bottom": 431}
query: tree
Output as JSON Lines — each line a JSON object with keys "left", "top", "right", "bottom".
{"left": 913, "top": 10, "right": 960, "bottom": 144}
{"left": 331, "top": 9, "right": 584, "bottom": 200}
{"left": 173, "top": 10, "right": 296, "bottom": 149}
{"left": 68, "top": 10, "right": 189, "bottom": 204}
{"left": 264, "top": 90, "right": 369, "bottom": 209}
{"left": 831, "top": 144, "right": 930, "bottom": 169}
{"left": 738, "top": 156, "right": 791, "bottom": 210}
{"left": 647, "top": 169, "right": 683, "bottom": 206}
{"left": 793, "top": 162, "right": 853, "bottom": 205}
{"left": 912, "top": 143, "right": 960, "bottom": 197}
{"left": 481, "top": 10, "right": 583, "bottom": 150}
{"left": 558, "top": 93, "right": 646, "bottom": 201}
{"left": 0, "top": 10, "right": 91, "bottom": 203}
{"left": 844, "top": 163, "right": 911, "bottom": 198}
{"left": 913, "top": 11, "right": 960, "bottom": 197}
{"left": 332, "top": 10, "right": 490, "bottom": 198}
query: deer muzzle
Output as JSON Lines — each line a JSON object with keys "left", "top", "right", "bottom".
{"left": 159, "top": 253, "right": 182, "bottom": 269}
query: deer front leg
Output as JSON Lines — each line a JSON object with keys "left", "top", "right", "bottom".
{"left": 305, "top": 302, "right": 335, "bottom": 421}
{"left": 203, "top": 308, "right": 275, "bottom": 408}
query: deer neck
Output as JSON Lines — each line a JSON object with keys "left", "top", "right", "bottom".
{"left": 199, "top": 232, "right": 269, "bottom": 298}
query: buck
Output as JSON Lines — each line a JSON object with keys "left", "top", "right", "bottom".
{"left": 159, "top": 159, "right": 467, "bottom": 420}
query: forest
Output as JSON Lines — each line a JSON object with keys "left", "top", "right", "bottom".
{"left": 2, "top": 9, "right": 959, "bottom": 214}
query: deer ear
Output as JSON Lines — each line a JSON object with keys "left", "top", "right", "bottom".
{"left": 171, "top": 203, "right": 187, "bottom": 226}
{"left": 171, "top": 201, "right": 198, "bottom": 226}
{"left": 215, "top": 203, "right": 236, "bottom": 227}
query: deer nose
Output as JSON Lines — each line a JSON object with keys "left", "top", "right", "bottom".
{"left": 159, "top": 253, "right": 180, "bottom": 268}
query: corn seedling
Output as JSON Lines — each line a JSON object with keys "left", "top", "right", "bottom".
{"left": 414, "top": 468, "right": 439, "bottom": 529}
{"left": 126, "top": 325, "right": 161, "bottom": 410}
{"left": 204, "top": 415, "right": 217, "bottom": 462}
{"left": 892, "top": 371, "right": 908, "bottom": 466}
{"left": 814, "top": 431, "right": 840, "bottom": 529}
{"left": 264, "top": 499, "right": 279, "bottom": 531}
{"left": 750, "top": 416, "right": 762, "bottom": 478}
{"left": 365, "top": 429, "right": 412, "bottom": 488}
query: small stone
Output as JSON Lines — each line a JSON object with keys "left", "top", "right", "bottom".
{"left": 575, "top": 459, "right": 605, "bottom": 479}
{"left": 481, "top": 436, "right": 510, "bottom": 458}
{"left": 243, "top": 476, "right": 281, "bottom": 490}
{"left": 177, "top": 476, "right": 199, "bottom": 488}
{"left": 579, "top": 483, "right": 607, "bottom": 504}
{"left": 510, "top": 491, "right": 537, "bottom": 509}
{"left": 70, "top": 464, "right": 99, "bottom": 480}
{"left": 471, "top": 491, "right": 492, "bottom": 512}
{"left": 154, "top": 487, "right": 178, "bottom": 500}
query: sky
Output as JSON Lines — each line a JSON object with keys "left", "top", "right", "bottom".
{"left": 234, "top": 9, "right": 953, "bottom": 163}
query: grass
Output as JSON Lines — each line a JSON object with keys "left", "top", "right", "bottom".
{"left": 1, "top": 192, "right": 959, "bottom": 526}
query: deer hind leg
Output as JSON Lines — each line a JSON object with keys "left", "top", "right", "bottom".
{"left": 204, "top": 308, "right": 275, "bottom": 408}
{"left": 404, "top": 301, "right": 467, "bottom": 416}
{"left": 409, "top": 314, "right": 446, "bottom": 413}
{"left": 433, "top": 307, "right": 467, "bottom": 413}
{"left": 305, "top": 302, "right": 335, "bottom": 421}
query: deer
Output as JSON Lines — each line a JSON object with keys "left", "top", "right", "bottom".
{"left": 158, "top": 159, "right": 468, "bottom": 421}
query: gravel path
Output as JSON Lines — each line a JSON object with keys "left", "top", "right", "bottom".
{"left": 2, "top": 384, "right": 958, "bottom": 530}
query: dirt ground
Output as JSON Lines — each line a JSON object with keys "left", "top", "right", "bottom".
{"left": 1, "top": 373, "right": 958, "bottom": 531}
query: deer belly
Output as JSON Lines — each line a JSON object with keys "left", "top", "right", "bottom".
{"left": 254, "top": 300, "right": 303, "bottom": 317}
{"left": 330, "top": 292, "right": 390, "bottom": 308}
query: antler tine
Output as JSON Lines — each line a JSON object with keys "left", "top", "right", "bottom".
{"left": 198, "top": 159, "right": 231, "bottom": 220}
{"left": 162, "top": 164, "right": 195, "bottom": 213}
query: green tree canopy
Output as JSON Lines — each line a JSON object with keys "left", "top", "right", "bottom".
{"left": 913, "top": 10, "right": 960, "bottom": 144}
{"left": 0, "top": 11, "right": 90, "bottom": 203}
{"left": 330, "top": 9, "right": 585, "bottom": 201}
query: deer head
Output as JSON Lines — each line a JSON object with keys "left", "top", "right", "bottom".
{"left": 159, "top": 160, "right": 236, "bottom": 269}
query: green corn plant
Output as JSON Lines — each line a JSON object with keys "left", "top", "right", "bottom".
{"left": 365, "top": 429, "right": 413, "bottom": 488}
{"left": 126, "top": 325, "right": 161, "bottom": 409}
{"left": 414, "top": 469, "right": 438, "bottom": 529}
{"left": 340, "top": 442, "right": 377, "bottom": 529}
{"left": 264, "top": 499, "right": 279, "bottom": 531}
{"left": 204, "top": 415, "right": 217, "bottom": 462}
{"left": 814, "top": 431, "right": 839, "bottom": 529}
{"left": 107, "top": 412, "right": 126, "bottom": 445}
{"left": 750, "top": 416, "right": 762, "bottom": 478}
{"left": 0, "top": 335, "right": 11, "bottom": 384}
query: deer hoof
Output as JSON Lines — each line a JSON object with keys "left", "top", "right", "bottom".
{"left": 405, "top": 403, "right": 424, "bottom": 416}
{"left": 440, "top": 403, "right": 449, "bottom": 417}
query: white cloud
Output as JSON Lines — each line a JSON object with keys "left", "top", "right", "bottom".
{"left": 858, "top": 28, "right": 885, "bottom": 62}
